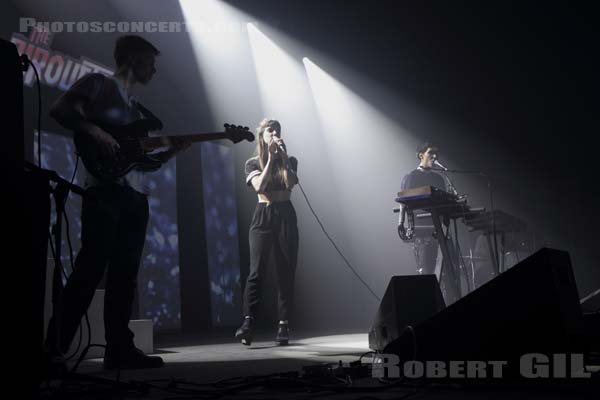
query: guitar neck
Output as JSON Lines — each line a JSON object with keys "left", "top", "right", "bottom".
{"left": 142, "top": 132, "right": 228, "bottom": 150}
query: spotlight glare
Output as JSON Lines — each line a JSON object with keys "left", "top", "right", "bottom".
{"left": 178, "top": 0, "right": 257, "bottom": 122}
{"left": 247, "top": 23, "right": 309, "bottom": 117}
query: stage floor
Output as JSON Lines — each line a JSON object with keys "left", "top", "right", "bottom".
{"left": 50, "top": 330, "right": 598, "bottom": 399}
{"left": 77, "top": 331, "right": 371, "bottom": 380}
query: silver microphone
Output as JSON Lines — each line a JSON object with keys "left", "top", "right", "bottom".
{"left": 433, "top": 159, "right": 448, "bottom": 171}
{"left": 270, "top": 138, "right": 285, "bottom": 153}
{"left": 275, "top": 142, "right": 293, "bottom": 170}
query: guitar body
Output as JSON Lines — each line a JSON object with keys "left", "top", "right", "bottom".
{"left": 74, "top": 119, "right": 163, "bottom": 180}
{"left": 73, "top": 118, "right": 254, "bottom": 180}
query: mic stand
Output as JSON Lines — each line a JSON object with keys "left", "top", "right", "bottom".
{"left": 432, "top": 167, "right": 501, "bottom": 277}
{"left": 26, "top": 162, "right": 140, "bottom": 395}
{"left": 24, "top": 162, "right": 86, "bottom": 364}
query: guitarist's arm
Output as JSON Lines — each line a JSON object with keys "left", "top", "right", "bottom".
{"left": 152, "top": 136, "right": 192, "bottom": 162}
{"left": 49, "top": 74, "right": 119, "bottom": 157}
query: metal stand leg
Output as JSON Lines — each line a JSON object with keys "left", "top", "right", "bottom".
{"left": 485, "top": 233, "right": 500, "bottom": 277}
{"left": 453, "top": 219, "right": 472, "bottom": 294}
{"left": 468, "top": 249, "right": 476, "bottom": 291}
{"left": 431, "top": 209, "right": 460, "bottom": 302}
{"left": 48, "top": 182, "right": 69, "bottom": 356}
{"left": 499, "top": 232, "right": 506, "bottom": 273}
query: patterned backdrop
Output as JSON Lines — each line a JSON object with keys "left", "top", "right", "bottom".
{"left": 37, "top": 131, "right": 181, "bottom": 330}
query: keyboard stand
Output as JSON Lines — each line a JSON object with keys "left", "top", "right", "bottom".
{"left": 431, "top": 208, "right": 461, "bottom": 303}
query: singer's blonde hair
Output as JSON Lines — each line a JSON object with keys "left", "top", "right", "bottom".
{"left": 255, "top": 118, "right": 292, "bottom": 190}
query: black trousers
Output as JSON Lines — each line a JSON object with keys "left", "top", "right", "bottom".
{"left": 46, "top": 184, "right": 148, "bottom": 354}
{"left": 242, "top": 201, "right": 299, "bottom": 322}
{"left": 415, "top": 235, "right": 462, "bottom": 304}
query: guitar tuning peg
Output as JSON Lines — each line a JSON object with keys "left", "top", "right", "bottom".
{"left": 244, "top": 126, "right": 249, "bottom": 131}
{"left": 224, "top": 123, "right": 230, "bottom": 128}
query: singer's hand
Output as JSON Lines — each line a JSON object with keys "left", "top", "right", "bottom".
{"left": 274, "top": 137, "right": 287, "bottom": 157}
{"left": 268, "top": 138, "right": 279, "bottom": 154}
{"left": 273, "top": 137, "right": 284, "bottom": 149}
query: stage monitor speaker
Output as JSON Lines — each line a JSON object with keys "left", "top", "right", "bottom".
{"left": 384, "top": 248, "right": 585, "bottom": 376}
{"left": 580, "top": 288, "right": 600, "bottom": 352}
{"left": 580, "top": 288, "right": 600, "bottom": 314}
{"left": 1, "top": 38, "right": 24, "bottom": 168}
{"left": 3, "top": 38, "right": 36, "bottom": 396}
{"left": 369, "top": 275, "right": 445, "bottom": 351}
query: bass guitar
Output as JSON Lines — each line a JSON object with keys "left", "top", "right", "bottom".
{"left": 74, "top": 118, "right": 254, "bottom": 180}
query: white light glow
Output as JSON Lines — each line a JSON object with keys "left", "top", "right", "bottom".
{"left": 247, "top": 23, "right": 311, "bottom": 119}
{"left": 303, "top": 57, "right": 414, "bottom": 196}
{"left": 303, "top": 57, "right": 419, "bottom": 289}
{"left": 178, "top": 0, "right": 259, "bottom": 124}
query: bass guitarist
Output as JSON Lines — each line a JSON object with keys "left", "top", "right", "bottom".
{"left": 46, "top": 35, "right": 189, "bottom": 370}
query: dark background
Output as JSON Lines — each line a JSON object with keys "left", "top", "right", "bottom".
{"left": 230, "top": 0, "right": 600, "bottom": 311}
{"left": 9, "top": 0, "right": 599, "bottom": 333}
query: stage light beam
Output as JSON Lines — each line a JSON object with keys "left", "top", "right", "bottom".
{"left": 247, "top": 23, "right": 311, "bottom": 119}
{"left": 178, "top": 0, "right": 259, "bottom": 123}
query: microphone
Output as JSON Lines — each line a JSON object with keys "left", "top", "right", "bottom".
{"left": 276, "top": 143, "right": 287, "bottom": 154}
{"left": 270, "top": 138, "right": 286, "bottom": 154}
{"left": 274, "top": 142, "right": 293, "bottom": 170}
{"left": 433, "top": 159, "right": 448, "bottom": 171}
{"left": 433, "top": 159, "right": 458, "bottom": 195}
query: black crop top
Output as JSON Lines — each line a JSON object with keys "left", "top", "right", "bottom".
{"left": 245, "top": 156, "right": 298, "bottom": 191}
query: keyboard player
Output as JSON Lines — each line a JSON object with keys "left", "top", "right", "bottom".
{"left": 399, "top": 142, "right": 451, "bottom": 275}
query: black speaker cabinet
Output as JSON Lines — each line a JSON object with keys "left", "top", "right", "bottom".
{"left": 369, "top": 275, "right": 445, "bottom": 351}
{"left": 580, "top": 288, "right": 600, "bottom": 314}
{"left": 580, "top": 288, "right": 599, "bottom": 352}
{"left": 384, "top": 248, "right": 585, "bottom": 376}
{"left": 1, "top": 38, "right": 24, "bottom": 167}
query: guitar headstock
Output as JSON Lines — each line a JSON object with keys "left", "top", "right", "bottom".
{"left": 224, "top": 124, "right": 255, "bottom": 143}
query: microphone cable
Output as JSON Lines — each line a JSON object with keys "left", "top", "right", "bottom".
{"left": 296, "top": 181, "right": 381, "bottom": 302}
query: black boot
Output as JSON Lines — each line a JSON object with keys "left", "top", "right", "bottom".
{"left": 43, "top": 349, "right": 67, "bottom": 379}
{"left": 275, "top": 322, "right": 289, "bottom": 346}
{"left": 43, "top": 323, "right": 68, "bottom": 378}
{"left": 103, "top": 346, "right": 164, "bottom": 370}
{"left": 235, "top": 317, "right": 253, "bottom": 346}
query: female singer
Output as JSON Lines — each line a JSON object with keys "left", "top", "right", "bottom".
{"left": 235, "top": 119, "right": 299, "bottom": 346}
